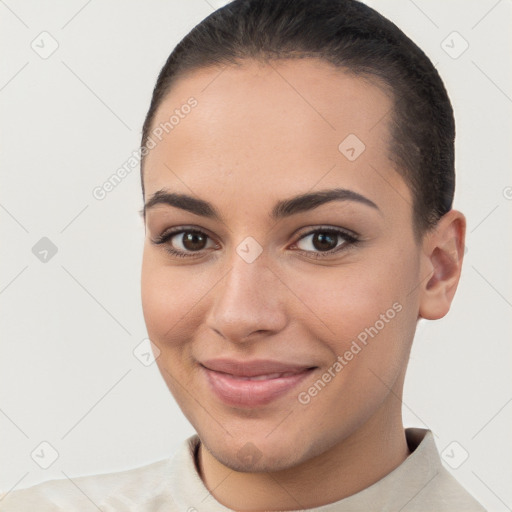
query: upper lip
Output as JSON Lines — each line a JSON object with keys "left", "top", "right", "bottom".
{"left": 200, "top": 358, "right": 316, "bottom": 377}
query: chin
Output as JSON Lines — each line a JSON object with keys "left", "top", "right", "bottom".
{"left": 217, "top": 445, "right": 299, "bottom": 473}
{"left": 203, "top": 431, "right": 304, "bottom": 473}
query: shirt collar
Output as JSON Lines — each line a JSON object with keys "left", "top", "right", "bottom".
{"left": 162, "top": 428, "right": 442, "bottom": 511}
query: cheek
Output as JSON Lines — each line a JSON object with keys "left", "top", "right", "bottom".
{"left": 140, "top": 253, "right": 207, "bottom": 412}
{"left": 295, "top": 264, "right": 416, "bottom": 432}
{"left": 295, "top": 249, "right": 419, "bottom": 376}
{"left": 140, "top": 251, "right": 204, "bottom": 346}
{"left": 293, "top": 263, "right": 406, "bottom": 339}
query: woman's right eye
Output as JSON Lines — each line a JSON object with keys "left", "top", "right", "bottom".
{"left": 152, "top": 228, "right": 217, "bottom": 258}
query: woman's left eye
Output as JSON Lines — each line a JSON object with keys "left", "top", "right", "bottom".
{"left": 152, "top": 226, "right": 359, "bottom": 259}
{"left": 292, "top": 227, "right": 359, "bottom": 258}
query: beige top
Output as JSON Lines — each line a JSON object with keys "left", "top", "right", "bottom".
{"left": 0, "top": 428, "right": 486, "bottom": 511}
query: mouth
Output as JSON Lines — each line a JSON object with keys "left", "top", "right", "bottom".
{"left": 219, "top": 370, "right": 310, "bottom": 381}
{"left": 200, "top": 363, "right": 317, "bottom": 408}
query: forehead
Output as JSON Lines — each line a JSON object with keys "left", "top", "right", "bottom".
{"left": 143, "top": 58, "right": 411, "bottom": 221}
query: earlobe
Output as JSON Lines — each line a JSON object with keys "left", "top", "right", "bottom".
{"left": 418, "top": 210, "right": 466, "bottom": 320}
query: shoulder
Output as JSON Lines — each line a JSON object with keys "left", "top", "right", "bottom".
{"left": 397, "top": 428, "right": 487, "bottom": 512}
{"left": 0, "top": 457, "right": 173, "bottom": 512}
{"left": 412, "top": 465, "right": 487, "bottom": 512}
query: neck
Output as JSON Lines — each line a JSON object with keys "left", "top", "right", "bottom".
{"left": 196, "top": 394, "right": 411, "bottom": 510}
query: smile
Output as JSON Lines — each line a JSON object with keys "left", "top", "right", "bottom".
{"left": 200, "top": 365, "right": 316, "bottom": 408}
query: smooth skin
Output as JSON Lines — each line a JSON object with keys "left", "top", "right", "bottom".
{"left": 140, "top": 59, "right": 466, "bottom": 510}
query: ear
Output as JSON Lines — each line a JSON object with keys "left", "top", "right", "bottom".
{"left": 418, "top": 209, "right": 466, "bottom": 320}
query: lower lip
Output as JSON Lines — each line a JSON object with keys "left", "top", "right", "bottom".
{"left": 201, "top": 366, "right": 315, "bottom": 408}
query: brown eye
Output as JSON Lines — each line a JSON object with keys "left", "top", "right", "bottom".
{"left": 311, "top": 232, "right": 338, "bottom": 251}
{"left": 152, "top": 228, "right": 216, "bottom": 258}
{"left": 180, "top": 231, "right": 208, "bottom": 251}
{"left": 294, "top": 227, "right": 359, "bottom": 258}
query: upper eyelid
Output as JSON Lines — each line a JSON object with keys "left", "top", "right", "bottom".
{"left": 159, "top": 224, "right": 356, "bottom": 236}
{"left": 296, "top": 225, "right": 357, "bottom": 238}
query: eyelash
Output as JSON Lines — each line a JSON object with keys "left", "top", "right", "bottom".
{"left": 151, "top": 226, "right": 360, "bottom": 260}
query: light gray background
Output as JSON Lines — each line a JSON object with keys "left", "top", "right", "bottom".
{"left": 1, "top": 0, "right": 511, "bottom": 510}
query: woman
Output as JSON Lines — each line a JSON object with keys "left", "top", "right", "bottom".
{"left": 0, "top": 0, "right": 488, "bottom": 510}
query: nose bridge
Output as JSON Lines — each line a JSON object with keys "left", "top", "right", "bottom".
{"left": 207, "top": 243, "right": 286, "bottom": 341}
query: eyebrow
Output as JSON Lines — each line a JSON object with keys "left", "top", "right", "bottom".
{"left": 142, "top": 187, "right": 381, "bottom": 222}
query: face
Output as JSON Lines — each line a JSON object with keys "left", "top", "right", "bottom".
{"left": 141, "top": 58, "right": 424, "bottom": 472}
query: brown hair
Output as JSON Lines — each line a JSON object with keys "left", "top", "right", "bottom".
{"left": 140, "top": 0, "right": 456, "bottom": 238}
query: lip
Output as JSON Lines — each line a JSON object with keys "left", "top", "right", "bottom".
{"left": 200, "top": 359, "right": 316, "bottom": 408}
{"left": 201, "top": 358, "right": 315, "bottom": 377}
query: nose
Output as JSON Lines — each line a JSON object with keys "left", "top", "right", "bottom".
{"left": 205, "top": 248, "right": 288, "bottom": 343}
